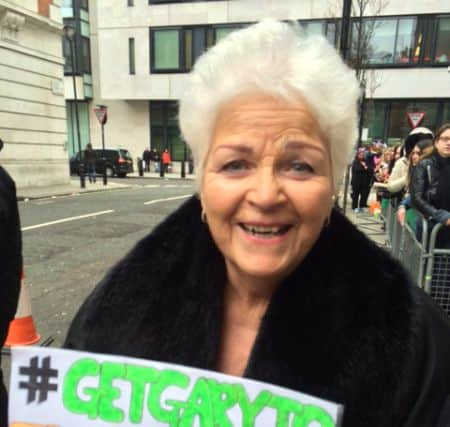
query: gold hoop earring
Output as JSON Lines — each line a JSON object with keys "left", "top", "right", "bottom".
{"left": 201, "top": 210, "right": 207, "bottom": 224}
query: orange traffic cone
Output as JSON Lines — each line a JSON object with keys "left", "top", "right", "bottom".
{"left": 5, "top": 271, "right": 40, "bottom": 346}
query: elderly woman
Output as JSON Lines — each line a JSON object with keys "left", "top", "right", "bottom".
{"left": 65, "top": 20, "right": 450, "bottom": 426}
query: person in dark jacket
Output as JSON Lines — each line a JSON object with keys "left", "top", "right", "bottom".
{"left": 84, "top": 143, "right": 96, "bottom": 183}
{"left": 142, "top": 148, "right": 151, "bottom": 172}
{"left": 65, "top": 20, "right": 450, "bottom": 427}
{"left": 411, "top": 123, "right": 450, "bottom": 248}
{"left": 351, "top": 148, "right": 370, "bottom": 212}
{"left": 0, "top": 138, "right": 22, "bottom": 427}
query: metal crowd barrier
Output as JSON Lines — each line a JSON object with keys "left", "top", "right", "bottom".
{"left": 397, "top": 219, "right": 428, "bottom": 289}
{"left": 423, "top": 223, "right": 450, "bottom": 316}
{"left": 381, "top": 204, "right": 450, "bottom": 316}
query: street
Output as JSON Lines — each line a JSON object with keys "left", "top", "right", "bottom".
{"left": 19, "top": 178, "right": 196, "bottom": 347}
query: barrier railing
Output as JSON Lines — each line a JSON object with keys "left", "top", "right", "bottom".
{"left": 377, "top": 203, "right": 449, "bottom": 316}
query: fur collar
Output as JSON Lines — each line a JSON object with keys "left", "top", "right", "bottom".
{"left": 68, "top": 196, "right": 424, "bottom": 426}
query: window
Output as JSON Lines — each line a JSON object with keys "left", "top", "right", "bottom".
{"left": 152, "top": 29, "right": 180, "bottom": 70}
{"left": 81, "top": 37, "right": 91, "bottom": 74}
{"left": 435, "top": 17, "right": 450, "bottom": 63}
{"left": 151, "top": 25, "right": 242, "bottom": 73}
{"left": 128, "top": 0, "right": 134, "bottom": 5}
{"left": 412, "top": 16, "right": 435, "bottom": 64}
{"left": 129, "top": 38, "right": 136, "bottom": 74}
{"left": 63, "top": 37, "right": 73, "bottom": 74}
{"left": 299, "top": 20, "right": 339, "bottom": 47}
{"left": 79, "top": 0, "right": 88, "bottom": 10}
{"left": 150, "top": 101, "right": 186, "bottom": 161}
{"left": 363, "top": 101, "right": 388, "bottom": 142}
{"left": 395, "top": 19, "right": 416, "bottom": 64}
{"left": 351, "top": 17, "right": 416, "bottom": 65}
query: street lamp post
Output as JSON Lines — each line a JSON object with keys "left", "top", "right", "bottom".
{"left": 63, "top": 24, "right": 85, "bottom": 188}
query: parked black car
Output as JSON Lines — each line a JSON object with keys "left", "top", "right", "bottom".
{"left": 70, "top": 148, "right": 133, "bottom": 178}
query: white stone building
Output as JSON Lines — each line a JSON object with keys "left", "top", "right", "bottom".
{"left": 0, "top": 0, "right": 68, "bottom": 188}
{"left": 84, "top": 0, "right": 450, "bottom": 167}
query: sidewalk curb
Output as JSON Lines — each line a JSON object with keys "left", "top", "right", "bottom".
{"left": 17, "top": 184, "right": 133, "bottom": 202}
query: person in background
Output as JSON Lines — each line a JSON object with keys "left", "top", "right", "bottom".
{"left": 0, "top": 138, "right": 22, "bottom": 427}
{"left": 351, "top": 147, "right": 370, "bottom": 212}
{"left": 388, "top": 144, "right": 403, "bottom": 175}
{"left": 142, "top": 148, "right": 151, "bottom": 172}
{"left": 162, "top": 148, "right": 171, "bottom": 173}
{"left": 396, "top": 140, "right": 433, "bottom": 227}
{"left": 411, "top": 123, "right": 450, "bottom": 248}
{"left": 84, "top": 143, "right": 96, "bottom": 184}
{"left": 151, "top": 148, "right": 160, "bottom": 173}
{"left": 65, "top": 20, "right": 450, "bottom": 426}
{"left": 387, "top": 127, "right": 434, "bottom": 204}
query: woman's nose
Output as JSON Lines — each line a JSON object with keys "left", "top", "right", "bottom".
{"left": 246, "top": 166, "right": 285, "bottom": 210}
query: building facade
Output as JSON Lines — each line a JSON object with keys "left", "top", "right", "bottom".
{"left": 0, "top": 0, "right": 69, "bottom": 188}
{"left": 86, "top": 0, "right": 450, "bottom": 166}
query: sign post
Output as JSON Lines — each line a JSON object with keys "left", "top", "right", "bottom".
{"left": 407, "top": 111, "right": 425, "bottom": 129}
{"left": 94, "top": 105, "right": 108, "bottom": 185}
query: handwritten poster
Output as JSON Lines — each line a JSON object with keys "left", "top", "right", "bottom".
{"left": 9, "top": 347, "right": 343, "bottom": 426}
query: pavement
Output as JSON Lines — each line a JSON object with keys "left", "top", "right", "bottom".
{"left": 16, "top": 171, "right": 196, "bottom": 201}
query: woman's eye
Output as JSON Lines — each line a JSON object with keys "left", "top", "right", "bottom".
{"left": 289, "top": 161, "right": 314, "bottom": 174}
{"left": 221, "top": 160, "right": 249, "bottom": 172}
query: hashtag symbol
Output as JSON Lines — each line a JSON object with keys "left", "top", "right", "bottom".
{"left": 18, "top": 356, "right": 58, "bottom": 404}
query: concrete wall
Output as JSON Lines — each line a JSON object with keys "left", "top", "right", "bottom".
{"left": 0, "top": 0, "right": 69, "bottom": 189}
{"left": 88, "top": 0, "right": 149, "bottom": 160}
{"left": 368, "top": 68, "right": 450, "bottom": 99}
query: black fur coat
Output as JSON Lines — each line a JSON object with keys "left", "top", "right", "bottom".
{"left": 65, "top": 196, "right": 450, "bottom": 427}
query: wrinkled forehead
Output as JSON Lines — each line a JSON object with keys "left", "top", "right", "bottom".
{"left": 211, "top": 92, "right": 328, "bottom": 153}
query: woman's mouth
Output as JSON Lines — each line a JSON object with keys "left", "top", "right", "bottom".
{"left": 239, "top": 223, "right": 292, "bottom": 238}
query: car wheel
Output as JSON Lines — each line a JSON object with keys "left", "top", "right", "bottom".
{"left": 106, "top": 167, "right": 114, "bottom": 177}
{"left": 117, "top": 173, "right": 127, "bottom": 178}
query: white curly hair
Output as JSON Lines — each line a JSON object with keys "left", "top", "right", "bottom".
{"left": 178, "top": 19, "right": 360, "bottom": 190}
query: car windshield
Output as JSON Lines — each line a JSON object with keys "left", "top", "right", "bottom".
{"left": 119, "top": 149, "right": 132, "bottom": 159}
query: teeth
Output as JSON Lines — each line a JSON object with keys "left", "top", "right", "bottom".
{"left": 241, "top": 224, "right": 289, "bottom": 236}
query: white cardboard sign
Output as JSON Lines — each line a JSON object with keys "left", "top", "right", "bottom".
{"left": 9, "top": 347, "right": 343, "bottom": 426}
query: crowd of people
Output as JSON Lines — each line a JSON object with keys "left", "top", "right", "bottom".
{"left": 353, "top": 124, "right": 450, "bottom": 249}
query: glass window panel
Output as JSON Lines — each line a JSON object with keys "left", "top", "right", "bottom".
{"left": 153, "top": 29, "right": 180, "bottom": 70}
{"left": 63, "top": 38, "right": 73, "bottom": 73}
{"left": 206, "top": 28, "right": 214, "bottom": 48}
{"left": 326, "top": 21, "right": 337, "bottom": 46}
{"left": 301, "top": 21, "right": 324, "bottom": 37}
{"left": 167, "top": 102, "right": 178, "bottom": 126}
{"left": 151, "top": 126, "right": 164, "bottom": 154}
{"left": 184, "top": 29, "right": 193, "bottom": 70}
{"left": 168, "top": 127, "right": 184, "bottom": 161}
{"left": 129, "top": 38, "right": 135, "bottom": 74}
{"left": 192, "top": 27, "right": 206, "bottom": 65}
{"left": 150, "top": 103, "right": 164, "bottom": 125}
{"left": 435, "top": 17, "right": 450, "bottom": 63}
{"left": 364, "top": 101, "right": 387, "bottom": 142}
{"left": 394, "top": 18, "right": 415, "bottom": 64}
{"left": 61, "top": 0, "right": 73, "bottom": 18}
{"left": 367, "top": 19, "right": 396, "bottom": 64}
{"left": 80, "top": 20, "right": 89, "bottom": 37}
{"left": 215, "top": 27, "right": 238, "bottom": 43}
{"left": 442, "top": 103, "right": 450, "bottom": 123}
{"left": 81, "top": 37, "right": 91, "bottom": 74}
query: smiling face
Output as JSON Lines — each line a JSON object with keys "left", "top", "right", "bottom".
{"left": 200, "top": 93, "right": 333, "bottom": 289}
